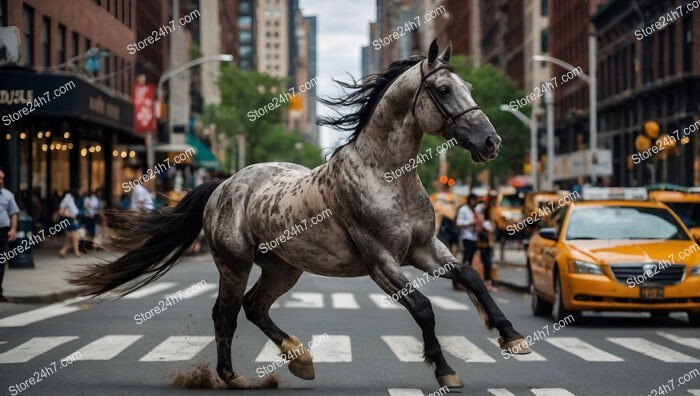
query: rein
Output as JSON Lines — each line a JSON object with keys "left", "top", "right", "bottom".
{"left": 411, "top": 60, "right": 481, "bottom": 125}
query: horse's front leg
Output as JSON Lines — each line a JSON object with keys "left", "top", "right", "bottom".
{"left": 409, "top": 239, "right": 532, "bottom": 354}
{"left": 369, "top": 256, "right": 463, "bottom": 389}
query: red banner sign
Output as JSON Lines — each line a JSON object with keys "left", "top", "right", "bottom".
{"left": 132, "top": 83, "right": 155, "bottom": 133}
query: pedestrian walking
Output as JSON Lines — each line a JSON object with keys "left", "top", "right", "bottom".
{"left": 83, "top": 189, "right": 100, "bottom": 238}
{"left": 477, "top": 202, "right": 498, "bottom": 292}
{"left": 58, "top": 189, "right": 82, "bottom": 258}
{"left": 454, "top": 193, "right": 482, "bottom": 289}
{"left": 129, "top": 183, "right": 154, "bottom": 212}
{"left": 0, "top": 169, "right": 20, "bottom": 302}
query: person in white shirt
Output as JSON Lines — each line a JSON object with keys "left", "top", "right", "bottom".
{"left": 58, "top": 188, "right": 82, "bottom": 258}
{"left": 456, "top": 194, "right": 480, "bottom": 265}
{"left": 130, "top": 183, "right": 154, "bottom": 212}
{"left": 83, "top": 190, "right": 101, "bottom": 237}
{"left": 477, "top": 202, "right": 498, "bottom": 292}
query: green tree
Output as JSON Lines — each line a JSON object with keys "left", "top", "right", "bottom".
{"left": 418, "top": 56, "right": 530, "bottom": 192}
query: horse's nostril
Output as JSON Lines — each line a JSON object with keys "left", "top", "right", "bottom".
{"left": 485, "top": 136, "right": 497, "bottom": 150}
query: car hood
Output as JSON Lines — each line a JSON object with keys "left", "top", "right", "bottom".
{"left": 566, "top": 239, "right": 698, "bottom": 265}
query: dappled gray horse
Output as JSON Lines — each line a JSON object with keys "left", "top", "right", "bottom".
{"left": 71, "top": 40, "right": 531, "bottom": 389}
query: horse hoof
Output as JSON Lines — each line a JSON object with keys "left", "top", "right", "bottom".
{"left": 437, "top": 374, "right": 464, "bottom": 388}
{"left": 289, "top": 360, "right": 315, "bottom": 380}
{"left": 498, "top": 337, "right": 532, "bottom": 354}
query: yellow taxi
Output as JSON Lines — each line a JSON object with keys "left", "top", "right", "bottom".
{"left": 490, "top": 187, "right": 525, "bottom": 239}
{"left": 649, "top": 188, "right": 700, "bottom": 240}
{"left": 527, "top": 187, "right": 700, "bottom": 325}
{"left": 522, "top": 190, "right": 570, "bottom": 237}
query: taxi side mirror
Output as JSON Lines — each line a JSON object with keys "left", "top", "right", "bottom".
{"left": 539, "top": 227, "right": 558, "bottom": 241}
{"left": 691, "top": 227, "right": 700, "bottom": 244}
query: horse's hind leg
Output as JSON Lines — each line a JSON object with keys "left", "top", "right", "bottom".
{"left": 243, "top": 254, "right": 314, "bottom": 379}
{"left": 211, "top": 249, "right": 253, "bottom": 386}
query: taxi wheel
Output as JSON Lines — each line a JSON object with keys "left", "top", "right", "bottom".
{"left": 689, "top": 312, "right": 700, "bottom": 327}
{"left": 553, "top": 274, "right": 581, "bottom": 323}
{"left": 530, "top": 282, "right": 552, "bottom": 316}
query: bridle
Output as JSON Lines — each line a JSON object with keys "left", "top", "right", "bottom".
{"left": 411, "top": 59, "right": 481, "bottom": 125}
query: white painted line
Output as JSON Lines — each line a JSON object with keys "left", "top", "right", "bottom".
{"left": 165, "top": 283, "right": 218, "bottom": 300}
{"left": 428, "top": 296, "right": 469, "bottom": 310}
{"left": 0, "top": 337, "right": 79, "bottom": 363}
{"left": 69, "top": 335, "right": 143, "bottom": 360}
{"left": 284, "top": 292, "right": 324, "bottom": 308}
{"left": 487, "top": 338, "right": 547, "bottom": 361}
{"left": 388, "top": 389, "right": 423, "bottom": 396}
{"left": 607, "top": 337, "right": 700, "bottom": 363}
{"left": 656, "top": 331, "right": 700, "bottom": 350}
{"left": 309, "top": 335, "right": 352, "bottom": 362}
{"left": 687, "top": 390, "right": 700, "bottom": 395}
{"left": 495, "top": 297, "right": 509, "bottom": 304}
{"left": 331, "top": 293, "right": 360, "bottom": 309}
{"left": 488, "top": 389, "right": 516, "bottom": 396}
{"left": 139, "top": 336, "right": 214, "bottom": 361}
{"left": 210, "top": 293, "right": 218, "bottom": 299}
{"left": 122, "top": 282, "right": 178, "bottom": 299}
{"left": 0, "top": 304, "right": 82, "bottom": 328}
{"left": 381, "top": 336, "right": 423, "bottom": 362}
{"left": 369, "top": 293, "right": 402, "bottom": 309}
{"left": 254, "top": 339, "right": 280, "bottom": 362}
{"left": 531, "top": 389, "right": 576, "bottom": 396}
{"left": 438, "top": 336, "right": 495, "bottom": 363}
{"left": 545, "top": 337, "right": 623, "bottom": 362}
{"left": 271, "top": 301, "right": 280, "bottom": 309}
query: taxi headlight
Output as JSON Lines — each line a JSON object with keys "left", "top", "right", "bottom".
{"left": 690, "top": 265, "right": 700, "bottom": 276}
{"left": 569, "top": 260, "right": 605, "bottom": 275}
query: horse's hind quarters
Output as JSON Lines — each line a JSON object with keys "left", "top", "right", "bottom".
{"left": 281, "top": 335, "right": 315, "bottom": 380}
{"left": 498, "top": 337, "right": 533, "bottom": 355}
{"left": 437, "top": 373, "right": 464, "bottom": 388}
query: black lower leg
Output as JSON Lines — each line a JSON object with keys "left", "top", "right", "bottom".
{"left": 212, "top": 297, "right": 241, "bottom": 382}
{"left": 404, "top": 294, "right": 455, "bottom": 377}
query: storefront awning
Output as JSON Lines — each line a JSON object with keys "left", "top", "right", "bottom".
{"left": 186, "top": 134, "right": 220, "bottom": 170}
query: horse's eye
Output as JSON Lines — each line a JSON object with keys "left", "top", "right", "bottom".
{"left": 438, "top": 86, "right": 450, "bottom": 95}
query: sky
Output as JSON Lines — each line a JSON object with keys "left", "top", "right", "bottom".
{"left": 298, "top": 0, "right": 376, "bottom": 152}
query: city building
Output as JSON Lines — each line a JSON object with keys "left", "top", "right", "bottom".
{"left": 434, "top": 0, "right": 479, "bottom": 63}
{"left": 236, "top": 0, "right": 255, "bottom": 70}
{"left": 255, "top": 0, "right": 290, "bottom": 77}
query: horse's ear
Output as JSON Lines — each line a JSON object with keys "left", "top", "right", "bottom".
{"left": 439, "top": 41, "right": 452, "bottom": 63}
{"left": 428, "top": 39, "right": 439, "bottom": 65}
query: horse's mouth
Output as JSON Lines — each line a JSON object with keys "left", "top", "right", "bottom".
{"left": 458, "top": 137, "right": 498, "bottom": 163}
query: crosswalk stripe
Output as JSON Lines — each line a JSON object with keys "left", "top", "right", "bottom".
{"left": 382, "top": 336, "right": 424, "bottom": 362}
{"left": 687, "top": 390, "right": 700, "bottom": 395}
{"left": 69, "top": 335, "right": 142, "bottom": 360}
{"left": 388, "top": 389, "right": 423, "bottom": 396}
{"left": 0, "top": 337, "right": 79, "bottom": 363}
{"left": 331, "top": 293, "right": 360, "bottom": 309}
{"left": 309, "top": 335, "right": 352, "bottom": 362}
{"left": 285, "top": 292, "right": 324, "bottom": 308}
{"left": 438, "top": 336, "right": 495, "bottom": 363}
{"left": 122, "top": 282, "right": 178, "bottom": 299}
{"left": 165, "top": 283, "right": 218, "bottom": 300}
{"left": 427, "top": 296, "right": 469, "bottom": 310}
{"left": 138, "top": 336, "right": 214, "bottom": 361}
{"left": 487, "top": 389, "right": 516, "bottom": 396}
{"left": 486, "top": 338, "right": 547, "bottom": 361}
{"left": 369, "top": 293, "right": 402, "bottom": 309}
{"left": 656, "top": 331, "right": 700, "bottom": 350}
{"left": 0, "top": 296, "right": 91, "bottom": 328}
{"left": 531, "top": 389, "right": 575, "bottom": 396}
{"left": 545, "top": 337, "right": 623, "bottom": 361}
{"left": 255, "top": 339, "right": 281, "bottom": 362}
{"left": 607, "top": 337, "right": 700, "bottom": 363}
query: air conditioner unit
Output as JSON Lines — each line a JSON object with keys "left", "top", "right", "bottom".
{"left": 0, "top": 26, "right": 21, "bottom": 65}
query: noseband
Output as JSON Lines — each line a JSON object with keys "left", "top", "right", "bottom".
{"left": 411, "top": 60, "right": 481, "bottom": 125}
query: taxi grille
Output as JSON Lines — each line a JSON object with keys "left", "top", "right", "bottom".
{"left": 610, "top": 264, "right": 686, "bottom": 285}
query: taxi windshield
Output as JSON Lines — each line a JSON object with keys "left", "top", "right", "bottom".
{"left": 501, "top": 194, "right": 524, "bottom": 208}
{"left": 566, "top": 206, "right": 690, "bottom": 240}
{"left": 664, "top": 202, "right": 700, "bottom": 229}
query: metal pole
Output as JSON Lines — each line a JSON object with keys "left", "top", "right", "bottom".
{"left": 545, "top": 90, "right": 555, "bottom": 189}
{"left": 588, "top": 33, "right": 597, "bottom": 185}
{"left": 530, "top": 110, "right": 538, "bottom": 191}
{"left": 236, "top": 134, "right": 246, "bottom": 171}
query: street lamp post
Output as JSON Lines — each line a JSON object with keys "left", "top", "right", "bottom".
{"left": 533, "top": 39, "right": 597, "bottom": 183}
{"left": 499, "top": 104, "right": 538, "bottom": 191}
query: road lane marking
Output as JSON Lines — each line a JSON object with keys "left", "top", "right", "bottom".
{"left": 427, "top": 296, "right": 469, "bottom": 310}
{"left": 69, "top": 335, "right": 143, "bottom": 360}
{"left": 0, "top": 336, "right": 79, "bottom": 363}
{"left": 285, "top": 292, "right": 324, "bottom": 308}
{"left": 381, "top": 336, "right": 424, "bottom": 362}
{"left": 122, "top": 282, "right": 178, "bottom": 299}
{"left": 309, "top": 335, "right": 352, "bottom": 362}
{"left": 0, "top": 298, "right": 89, "bottom": 327}
{"left": 656, "top": 331, "right": 700, "bottom": 350}
{"left": 486, "top": 338, "right": 547, "bottom": 361}
{"left": 531, "top": 389, "right": 576, "bottom": 396}
{"left": 687, "top": 390, "right": 700, "bottom": 395}
{"left": 607, "top": 337, "right": 700, "bottom": 363}
{"left": 369, "top": 293, "right": 402, "bottom": 309}
{"left": 487, "top": 389, "right": 516, "bottom": 396}
{"left": 545, "top": 337, "right": 624, "bottom": 361}
{"left": 164, "top": 283, "right": 218, "bottom": 300}
{"left": 388, "top": 389, "right": 423, "bottom": 396}
{"left": 331, "top": 293, "right": 359, "bottom": 309}
{"left": 438, "top": 336, "right": 495, "bottom": 363}
{"left": 139, "top": 336, "right": 214, "bottom": 361}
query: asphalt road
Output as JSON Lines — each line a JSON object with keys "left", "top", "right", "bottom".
{"left": 1, "top": 254, "right": 699, "bottom": 396}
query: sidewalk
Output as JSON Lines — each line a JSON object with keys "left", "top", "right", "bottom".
{"left": 493, "top": 241, "right": 529, "bottom": 292}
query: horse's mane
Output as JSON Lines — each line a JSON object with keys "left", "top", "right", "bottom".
{"left": 318, "top": 55, "right": 425, "bottom": 157}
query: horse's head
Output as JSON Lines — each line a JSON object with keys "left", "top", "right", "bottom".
{"left": 412, "top": 40, "right": 501, "bottom": 163}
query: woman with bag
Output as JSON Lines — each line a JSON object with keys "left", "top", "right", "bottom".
{"left": 477, "top": 202, "right": 498, "bottom": 292}
{"left": 58, "top": 188, "right": 83, "bottom": 258}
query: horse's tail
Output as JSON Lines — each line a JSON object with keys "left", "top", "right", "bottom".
{"left": 69, "top": 180, "right": 224, "bottom": 297}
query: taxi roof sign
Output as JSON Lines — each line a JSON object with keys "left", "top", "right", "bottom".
{"left": 581, "top": 187, "right": 648, "bottom": 201}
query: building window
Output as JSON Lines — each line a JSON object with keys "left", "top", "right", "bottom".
{"left": 239, "top": 1, "right": 250, "bottom": 14}
{"left": 540, "top": 29, "right": 548, "bottom": 53}
{"left": 540, "top": 0, "right": 547, "bottom": 16}
{"left": 106, "top": 0, "right": 110, "bottom": 12}
{"left": 0, "top": 0, "right": 7, "bottom": 26}
{"left": 41, "top": 17, "right": 50, "bottom": 67}
{"left": 22, "top": 5, "right": 34, "bottom": 66}
{"left": 71, "top": 32, "right": 79, "bottom": 58}
{"left": 57, "top": 24, "right": 66, "bottom": 64}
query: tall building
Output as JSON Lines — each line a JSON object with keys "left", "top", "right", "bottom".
{"left": 236, "top": 0, "right": 255, "bottom": 69}
{"left": 592, "top": 0, "right": 700, "bottom": 186}
{"left": 479, "top": 0, "right": 507, "bottom": 67}
{"left": 0, "top": 0, "right": 140, "bottom": 215}
{"left": 219, "top": 0, "right": 239, "bottom": 62}
{"left": 361, "top": 21, "right": 380, "bottom": 76}
{"left": 304, "top": 15, "right": 318, "bottom": 144}
{"left": 376, "top": 0, "right": 412, "bottom": 70}
{"left": 434, "top": 0, "right": 479, "bottom": 63}
{"left": 501, "top": 0, "right": 524, "bottom": 90}
{"left": 255, "top": 0, "right": 290, "bottom": 77}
